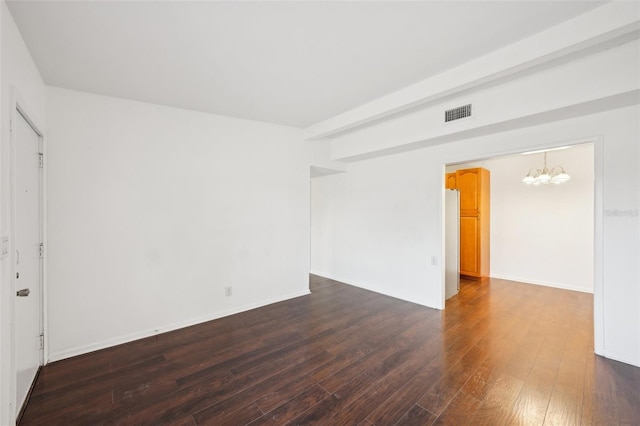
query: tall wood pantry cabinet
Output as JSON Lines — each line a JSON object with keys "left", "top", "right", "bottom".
{"left": 445, "top": 168, "right": 490, "bottom": 279}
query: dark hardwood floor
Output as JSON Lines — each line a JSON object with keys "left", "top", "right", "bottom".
{"left": 20, "top": 275, "right": 640, "bottom": 425}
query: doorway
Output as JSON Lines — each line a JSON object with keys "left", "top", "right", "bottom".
{"left": 12, "top": 103, "right": 44, "bottom": 419}
{"left": 443, "top": 141, "right": 596, "bottom": 305}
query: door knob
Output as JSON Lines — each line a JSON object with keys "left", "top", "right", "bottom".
{"left": 16, "top": 288, "right": 30, "bottom": 297}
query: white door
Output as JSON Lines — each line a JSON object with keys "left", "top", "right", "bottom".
{"left": 14, "top": 109, "right": 43, "bottom": 416}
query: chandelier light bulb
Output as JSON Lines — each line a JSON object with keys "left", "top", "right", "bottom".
{"left": 522, "top": 152, "right": 570, "bottom": 186}
{"left": 551, "top": 170, "right": 571, "bottom": 184}
{"left": 537, "top": 172, "right": 551, "bottom": 184}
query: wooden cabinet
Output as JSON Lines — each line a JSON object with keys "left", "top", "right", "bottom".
{"left": 445, "top": 173, "right": 457, "bottom": 190}
{"left": 445, "top": 167, "right": 490, "bottom": 279}
{"left": 460, "top": 216, "right": 479, "bottom": 275}
{"left": 457, "top": 169, "right": 481, "bottom": 214}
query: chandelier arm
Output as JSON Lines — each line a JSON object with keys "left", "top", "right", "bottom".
{"left": 523, "top": 152, "right": 570, "bottom": 184}
{"left": 549, "top": 166, "right": 564, "bottom": 176}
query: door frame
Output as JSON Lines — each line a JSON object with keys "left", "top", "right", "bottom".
{"left": 9, "top": 86, "right": 47, "bottom": 417}
{"left": 440, "top": 135, "right": 603, "bottom": 355}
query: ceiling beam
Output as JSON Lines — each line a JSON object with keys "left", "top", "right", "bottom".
{"left": 303, "top": 2, "right": 640, "bottom": 141}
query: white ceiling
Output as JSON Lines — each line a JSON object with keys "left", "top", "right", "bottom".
{"left": 7, "top": 1, "right": 604, "bottom": 128}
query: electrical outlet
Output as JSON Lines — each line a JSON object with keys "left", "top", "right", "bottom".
{"left": 225, "top": 286, "right": 232, "bottom": 297}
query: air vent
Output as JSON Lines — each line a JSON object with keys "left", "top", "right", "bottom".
{"left": 444, "top": 104, "right": 472, "bottom": 122}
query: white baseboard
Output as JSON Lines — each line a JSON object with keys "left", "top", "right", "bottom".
{"left": 490, "top": 274, "right": 593, "bottom": 294}
{"left": 600, "top": 350, "right": 640, "bottom": 368}
{"left": 47, "top": 289, "right": 311, "bottom": 363}
{"left": 309, "top": 269, "right": 328, "bottom": 277}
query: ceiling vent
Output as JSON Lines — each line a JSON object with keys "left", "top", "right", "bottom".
{"left": 444, "top": 104, "right": 472, "bottom": 122}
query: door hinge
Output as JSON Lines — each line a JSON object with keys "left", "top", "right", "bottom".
{"left": 39, "top": 243, "right": 44, "bottom": 258}
{"left": 39, "top": 333, "right": 44, "bottom": 350}
{"left": 38, "top": 153, "right": 44, "bottom": 168}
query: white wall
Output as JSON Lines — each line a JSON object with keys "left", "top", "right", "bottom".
{"left": 0, "top": 1, "right": 46, "bottom": 422}
{"left": 311, "top": 152, "right": 436, "bottom": 306}
{"left": 45, "top": 87, "right": 310, "bottom": 361}
{"left": 446, "top": 144, "right": 594, "bottom": 293}
{"left": 311, "top": 105, "right": 640, "bottom": 367}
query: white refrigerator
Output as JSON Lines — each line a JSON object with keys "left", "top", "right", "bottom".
{"left": 445, "top": 189, "right": 460, "bottom": 300}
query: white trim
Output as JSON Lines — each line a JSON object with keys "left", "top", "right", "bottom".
{"left": 441, "top": 135, "right": 598, "bottom": 168}
{"left": 48, "top": 289, "right": 311, "bottom": 362}
{"left": 489, "top": 274, "right": 593, "bottom": 294}
{"left": 438, "top": 169, "right": 446, "bottom": 310}
{"left": 593, "top": 136, "right": 605, "bottom": 356}
{"left": 600, "top": 351, "right": 640, "bottom": 368}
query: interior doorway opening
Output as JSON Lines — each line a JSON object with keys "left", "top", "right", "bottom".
{"left": 442, "top": 141, "right": 595, "bottom": 305}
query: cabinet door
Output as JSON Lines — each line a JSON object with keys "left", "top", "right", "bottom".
{"left": 460, "top": 216, "right": 479, "bottom": 276}
{"left": 457, "top": 169, "right": 479, "bottom": 213}
{"left": 445, "top": 173, "right": 457, "bottom": 190}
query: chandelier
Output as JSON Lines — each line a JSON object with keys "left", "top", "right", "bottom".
{"left": 522, "top": 152, "right": 571, "bottom": 185}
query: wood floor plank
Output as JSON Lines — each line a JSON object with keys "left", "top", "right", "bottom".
{"left": 365, "top": 366, "right": 443, "bottom": 425}
{"left": 175, "top": 328, "right": 335, "bottom": 387}
{"left": 254, "top": 343, "right": 373, "bottom": 414}
{"left": 611, "top": 361, "right": 640, "bottom": 425}
{"left": 506, "top": 360, "right": 556, "bottom": 423}
{"left": 19, "top": 275, "right": 640, "bottom": 426}
{"left": 285, "top": 393, "right": 341, "bottom": 425}
{"left": 417, "top": 358, "right": 475, "bottom": 417}
{"left": 288, "top": 334, "right": 430, "bottom": 424}
{"left": 196, "top": 401, "right": 264, "bottom": 426}
{"left": 192, "top": 350, "right": 336, "bottom": 425}
{"left": 247, "top": 384, "right": 330, "bottom": 426}
{"left": 157, "top": 350, "right": 334, "bottom": 425}
{"left": 473, "top": 373, "right": 525, "bottom": 425}
{"left": 431, "top": 390, "right": 482, "bottom": 425}
{"left": 543, "top": 336, "right": 588, "bottom": 426}
{"left": 325, "top": 338, "right": 435, "bottom": 425}
{"left": 318, "top": 324, "right": 420, "bottom": 394}
{"left": 395, "top": 404, "right": 437, "bottom": 426}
